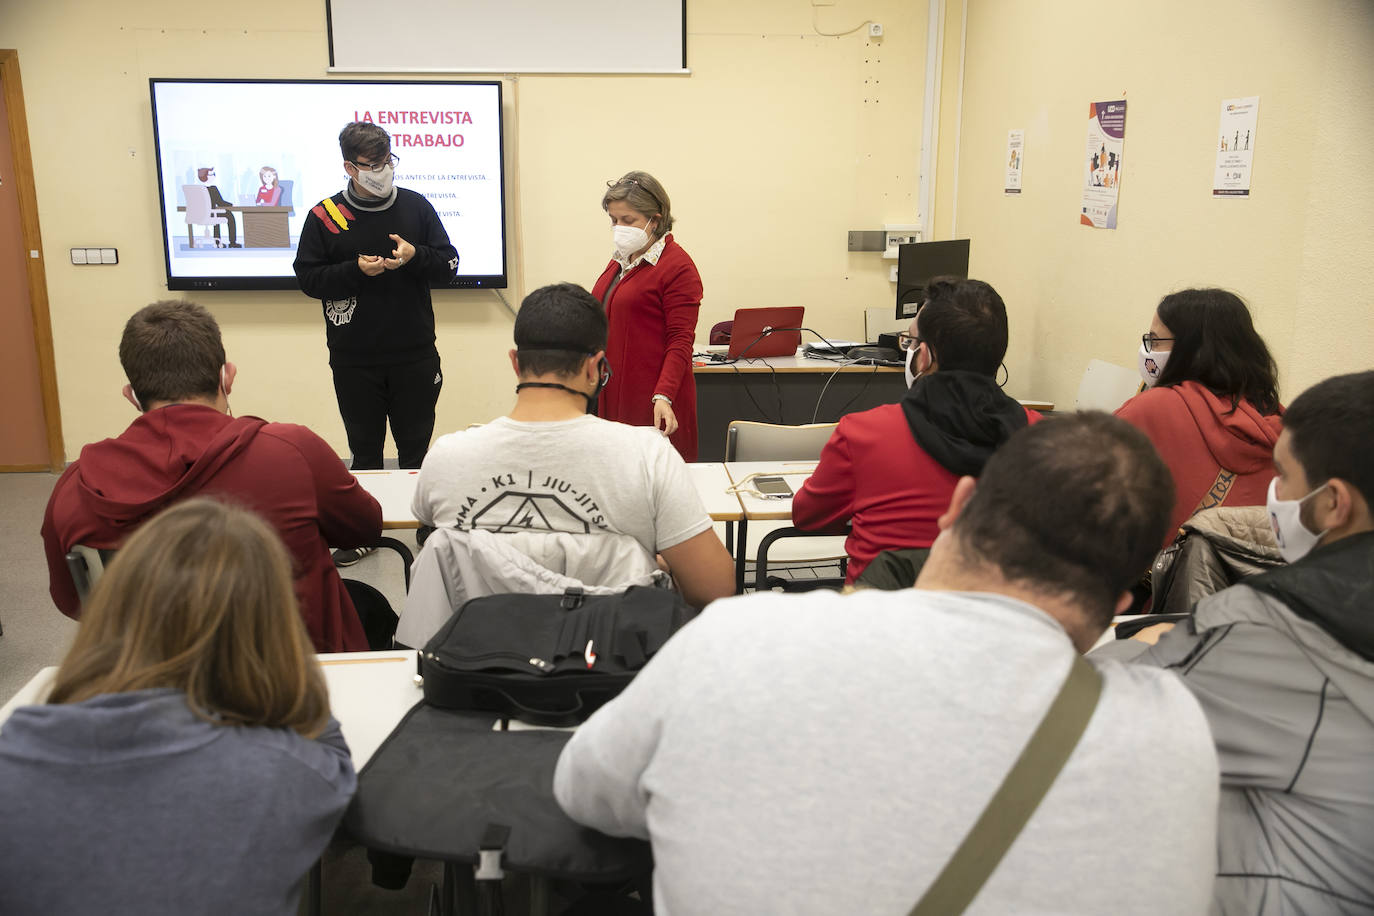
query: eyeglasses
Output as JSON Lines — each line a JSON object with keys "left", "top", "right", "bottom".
{"left": 1141, "top": 333, "right": 1175, "bottom": 353}
{"left": 349, "top": 153, "right": 400, "bottom": 173}
{"left": 897, "top": 332, "right": 923, "bottom": 352}
{"left": 606, "top": 176, "right": 663, "bottom": 210}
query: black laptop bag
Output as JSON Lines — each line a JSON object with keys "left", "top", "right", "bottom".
{"left": 419, "top": 586, "right": 694, "bottom": 727}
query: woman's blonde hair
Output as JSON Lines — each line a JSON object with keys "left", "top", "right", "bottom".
{"left": 602, "top": 170, "right": 674, "bottom": 236}
{"left": 47, "top": 498, "right": 330, "bottom": 737}
{"left": 259, "top": 166, "right": 278, "bottom": 186}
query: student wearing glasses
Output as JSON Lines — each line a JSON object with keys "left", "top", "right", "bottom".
{"left": 593, "top": 171, "right": 703, "bottom": 461}
{"left": 793, "top": 278, "right": 1040, "bottom": 584}
{"left": 294, "top": 122, "right": 459, "bottom": 510}
{"left": 1116, "top": 288, "right": 1283, "bottom": 543}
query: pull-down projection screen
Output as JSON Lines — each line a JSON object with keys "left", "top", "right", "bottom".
{"left": 327, "top": 0, "right": 688, "bottom": 74}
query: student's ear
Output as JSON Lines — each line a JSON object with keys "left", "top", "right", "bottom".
{"left": 509, "top": 349, "right": 521, "bottom": 377}
{"left": 1113, "top": 591, "right": 1135, "bottom": 617}
{"left": 936, "top": 476, "right": 977, "bottom": 531}
{"left": 587, "top": 349, "right": 607, "bottom": 382}
{"left": 221, "top": 362, "right": 237, "bottom": 395}
{"left": 122, "top": 384, "right": 143, "bottom": 412}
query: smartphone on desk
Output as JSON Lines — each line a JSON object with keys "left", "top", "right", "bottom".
{"left": 754, "top": 475, "right": 793, "bottom": 498}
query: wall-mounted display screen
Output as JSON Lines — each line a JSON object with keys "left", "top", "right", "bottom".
{"left": 149, "top": 78, "right": 506, "bottom": 291}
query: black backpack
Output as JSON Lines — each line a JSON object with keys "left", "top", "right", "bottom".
{"left": 419, "top": 586, "right": 694, "bottom": 726}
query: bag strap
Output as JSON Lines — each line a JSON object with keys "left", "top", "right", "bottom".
{"left": 909, "top": 654, "right": 1103, "bottom": 916}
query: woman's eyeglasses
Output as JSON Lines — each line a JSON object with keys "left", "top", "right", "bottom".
{"left": 1141, "top": 333, "right": 1175, "bottom": 353}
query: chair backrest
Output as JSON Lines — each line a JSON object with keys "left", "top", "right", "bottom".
{"left": 64, "top": 545, "right": 111, "bottom": 604}
{"left": 277, "top": 179, "right": 294, "bottom": 215}
{"left": 1074, "top": 359, "right": 1142, "bottom": 412}
{"left": 182, "top": 184, "right": 215, "bottom": 223}
{"left": 725, "top": 421, "right": 838, "bottom": 462}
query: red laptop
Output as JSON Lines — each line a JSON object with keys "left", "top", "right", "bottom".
{"left": 727, "top": 307, "right": 805, "bottom": 359}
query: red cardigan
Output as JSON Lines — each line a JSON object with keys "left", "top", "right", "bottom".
{"left": 793, "top": 402, "right": 1041, "bottom": 583}
{"left": 1116, "top": 381, "right": 1283, "bottom": 542}
{"left": 593, "top": 234, "right": 703, "bottom": 461}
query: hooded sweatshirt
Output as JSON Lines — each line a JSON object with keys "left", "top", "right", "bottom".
{"left": 40, "top": 404, "right": 382, "bottom": 652}
{"left": 0, "top": 688, "right": 355, "bottom": 915}
{"left": 793, "top": 373, "right": 1039, "bottom": 582}
{"left": 1134, "top": 531, "right": 1374, "bottom": 914}
{"left": 1116, "top": 380, "right": 1283, "bottom": 542}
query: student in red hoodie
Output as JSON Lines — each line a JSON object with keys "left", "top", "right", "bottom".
{"left": 1116, "top": 288, "right": 1283, "bottom": 542}
{"left": 41, "top": 301, "right": 382, "bottom": 653}
{"left": 793, "top": 278, "right": 1040, "bottom": 583}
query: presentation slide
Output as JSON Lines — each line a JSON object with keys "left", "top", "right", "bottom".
{"left": 150, "top": 79, "right": 506, "bottom": 289}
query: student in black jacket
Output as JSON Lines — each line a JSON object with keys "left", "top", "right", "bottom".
{"left": 294, "top": 121, "right": 459, "bottom": 475}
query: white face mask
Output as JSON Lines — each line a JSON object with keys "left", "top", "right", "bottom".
{"left": 1266, "top": 477, "right": 1330, "bottom": 563}
{"left": 1137, "top": 342, "right": 1170, "bottom": 387}
{"left": 612, "top": 224, "right": 650, "bottom": 259}
{"left": 355, "top": 163, "right": 394, "bottom": 198}
{"left": 904, "top": 344, "right": 920, "bottom": 388}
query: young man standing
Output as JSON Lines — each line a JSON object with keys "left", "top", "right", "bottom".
{"left": 41, "top": 301, "right": 382, "bottom": 653}
{"left": 293, "top": 122, "right": 458, "bottom": 477}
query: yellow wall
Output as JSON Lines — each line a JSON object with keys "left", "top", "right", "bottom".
{"left": 1, "top": 0, "right": 927, "bottom": 459}
{"left": 7, "top": 0, "right": 1370, "bottom": 460}
{"left": 953, "top": 0, "right": 1374, "bottom": 408}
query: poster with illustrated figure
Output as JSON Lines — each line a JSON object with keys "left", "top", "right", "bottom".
{"left": 1213, "top": 96, "right": 1259, "bottom": 197}
{"left": 1081, "top": 99, "right": 1126, "bottom": 229}
{"left": 1005, "top": 129, "right": 1024, "bottom": 195}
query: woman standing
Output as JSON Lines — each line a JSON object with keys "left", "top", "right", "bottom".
{"left": 1116, "top": 288, "right": 1283, "bottom": 542}
{"left": 593, "top": 171, "right": 703, "bottom": 461}
{"left": 0, "top": 499, "right": 355, "bottom": 915}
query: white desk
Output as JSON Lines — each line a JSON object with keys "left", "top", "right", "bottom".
{"left": 724, "top": 460, "right": 817, "bottom": 521}
{"left": 687, "top": 461, "right": 744, "bottom": 522}
{"left": 352, "top": 469, "right": 421, "bottom": 529}
{"left": 0, "top": 651, "right": 422, "bottom": 770}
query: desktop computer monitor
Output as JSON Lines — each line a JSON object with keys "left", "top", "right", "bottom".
{"left": 895, "top": 239, "right": 971, "bottom": 319}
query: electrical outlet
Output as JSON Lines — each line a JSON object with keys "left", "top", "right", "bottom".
{"left": 868, "top": 22, "right": 884, "bottom": 38}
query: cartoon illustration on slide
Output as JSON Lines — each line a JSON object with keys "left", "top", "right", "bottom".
{"left": 1008, "top": 149, "right": 1019, "bottom": 169}
{"left": 184, "top": 167, "right": 240, "bottom": 248}
{"left": 255, "top": 166, "right": 282, "bottom": 206}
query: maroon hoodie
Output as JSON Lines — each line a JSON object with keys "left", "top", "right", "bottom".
{"left": 41, "top": 405, "right": 382, "bottom": 652}
{"left": 1116, "top": 381, "right": 1283, "bottom": 543}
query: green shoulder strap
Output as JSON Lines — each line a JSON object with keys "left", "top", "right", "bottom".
{"left": 909, "top": 654, "right": 1103, "bottom": 916}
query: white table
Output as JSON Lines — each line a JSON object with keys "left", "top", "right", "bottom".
{"left": 352, "top": 469, "right": 421, "bottom": 529}
{"left": 687, "top": 462, "right": 744, "bottom": 522}
{"left": 0, "top": 651, "right": 423, "bottom": 769}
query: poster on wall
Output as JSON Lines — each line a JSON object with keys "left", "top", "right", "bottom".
{"left": 1005, "top": 129, "right": 1024, "bottom": 194}
{"left": 1213, "top": 96, "right": 1259, "bottom": 197}
{"left": 1080, "top": 99, "right": 1126, "bottom": 229}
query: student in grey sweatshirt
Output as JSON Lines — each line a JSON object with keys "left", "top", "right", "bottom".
{"left": 555, "top": 413, "right": 1221, "bottom": 916}
{"left": 0, "top": 499, "right": 356, "bottom": 916}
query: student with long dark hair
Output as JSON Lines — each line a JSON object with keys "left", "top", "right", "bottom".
{"left": 0, "top": 500, "right": 355, "bottom": 915}
{"left": 1117, "top": 288, "right": 1283, "bottom": 541}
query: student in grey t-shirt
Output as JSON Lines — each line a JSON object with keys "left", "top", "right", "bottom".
{"left": 556, "top": 413, "right": 1220, "bottom": 916}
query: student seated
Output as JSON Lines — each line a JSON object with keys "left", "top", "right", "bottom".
{"left": 554, "top": 413, "right": 1220, "bottom": 915}
{"left": 0, "top": 499, "right": 355, "bottom": 915}
{"left": 1116, "top": 288, "right": 1283, "bottom": 542}
{"left": 41, "top": 300, "right": 382, "bottom": 652}
{"left": 1118, "top": 371, "right": 1374, "bottom": 914}
{"left": 398, "top": 282, "right": 734, "bottom": 647}
{"left": 792, "top": 277, "right": 1040, "bottom": 584}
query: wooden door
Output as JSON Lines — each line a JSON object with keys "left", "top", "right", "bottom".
{"left": 0, "top": 50, "right": 62, "bottom": 471}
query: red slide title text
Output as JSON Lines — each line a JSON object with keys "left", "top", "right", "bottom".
{"left": 353, "top": 110, "right": 473, "bottom": 148}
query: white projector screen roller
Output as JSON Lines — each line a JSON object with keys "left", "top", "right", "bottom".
{"left": 327, "top": 0, "right": 687, "bottom": 74}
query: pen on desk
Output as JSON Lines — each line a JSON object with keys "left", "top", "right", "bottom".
{"left": 584, "top": 640, "right": 596, "bottom": 669}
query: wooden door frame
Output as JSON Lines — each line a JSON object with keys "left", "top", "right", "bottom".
{"left": 1, "top": 49, "right": 63, "bottom": 472}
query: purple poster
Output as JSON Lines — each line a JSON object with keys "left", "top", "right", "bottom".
{"left": 1081, "top": 99, "right": 1126, "bottom": 229}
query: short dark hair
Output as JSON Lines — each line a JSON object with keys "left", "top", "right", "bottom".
{"left": 1154, "top": 288, "right": 1280, "bottom": 415}
{"left": 951, "top": 412, "right": 1174, "bottom": 625}
{"left": 514, "top": 283, "right": 608, "bottom": 377}
{"left": 339, "top": 122, "right": 390, "bottom": 164}
{"left": 1283, "top": 371, "right": 1374, "bottom": 508}
{"left": 119, "top": 301, "right": 225, "bottom": 406}
{"left": 916, "top": 277, "right": 1009, "bottom": 376}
